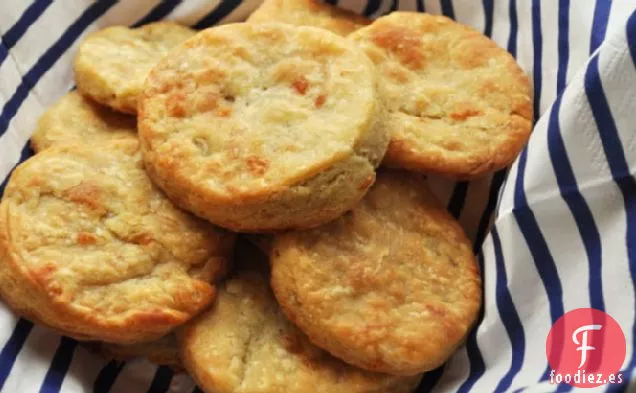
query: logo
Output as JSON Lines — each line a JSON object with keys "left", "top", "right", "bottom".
{"left": 546, "top": 308, "right": 626, "bottom": 388}
{"left": 572, "top": 324, "right": 602, "bottom": 368}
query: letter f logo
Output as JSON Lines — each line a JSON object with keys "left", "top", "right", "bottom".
{"left": 572, "top": 324, "right": 602, "bottom": 368}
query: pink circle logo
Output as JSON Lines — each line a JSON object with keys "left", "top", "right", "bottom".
{"left": 546, "top": 308, "right": 626, "bottom": 388}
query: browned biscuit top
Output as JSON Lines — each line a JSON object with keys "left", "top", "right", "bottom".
{"left": 0, "top": 140, "right": 234, "bottom": 343}
{"left": 139, "top": 23, "right": 387, "bottom": 231}
{"left": 180, "top": 267, "right": 421, "bottom": 393}
{"left": 30, "top": 91, "right": 136, "bottom": 152}
{"left": 349, "top": 12, "right": 533, "bottom": 178}
{"left": 271, "top": 170, "right": 482, "bottom": 375}
{"left": 74, "top": 22, "right": 196, "bottom": 114}
{"left": 247, "top": 0, "right": 370, "bottom": 36}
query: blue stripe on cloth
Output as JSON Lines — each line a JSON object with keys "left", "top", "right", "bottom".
{"left": 0, "top": 0, "right": 53, "bottom": 67}
{"left": 629, "top": 10, "right": 636, "bottom": 67}
{"left": 491, "top": 227, "right": 525, "bottom": 393}
{"left": 363, "top": 0, "right": 382, "bottom": 17}
{"left": 38, "top": 337, "right": 77, "bottom": 393}
{"left": 551, "top": 0, "right": 605, "bottom": 315}
{"left": 440, "top": 0, "right": 455, "bottom": 19}
{"left": 514, "top": 148, "right": 569, "bottom": 387}
{"left": 482, "top": 0, "right": 494, "bottom": 37}
{"left": 132, "top": 0, "right": 182, "bottom": 27}
{"left": 146, "top": 366, "right": 174, "bottom": 393}
{"left": 546, "top": 0, "right": 610, "bottom": 374}
{"left": 547, "top": 96, "right": 605, "bottom": 311}
{"left": 473, "top": 170, "right": 507, "bottom": 253}
{"left": 556, "top": 0, "right": 569, "bottom": 94}
{"left": 584, "top": 46, "right": 636, "bottom": 392}
{"left": 455, "top": 252, "right": 487, "bottom": 393}
{"left": 0, "top": 42, "right": 7, "bottom": 69}
{"left": 526, "top": 0, "right": 567, "bottom": 335}
{"left": 0, "top": 319, "right": 33, "bottom": 391}
{"left": 93, "top": 361, "right": 126, "bottom": 393}
{"left": 447, "top": 182, "right": 468, "bottom": 219}
{"left": 193, "top": 0, "right": 244, "bottom": 29}
{"left": 531, "top": 0, "right": 543, "bottom": 120}
{"left": 507, "top": 0, "right": 518, "bottom": 56}
{"left": 589, "top": 0, "right": 611, "bottom": 54}
{"left": 0, "top": 1, "right": 117, "bottom": 138}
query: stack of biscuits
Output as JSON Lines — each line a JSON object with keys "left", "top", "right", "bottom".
{"left": 0, "top": 0, "right": 532, "bottom": 392}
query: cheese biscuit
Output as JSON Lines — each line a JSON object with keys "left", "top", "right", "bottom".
{"left": 180, "top": 267, "right": 422, "bottom": 393}
{"left": 0, "top": 140, "right": 234, "bottom": 343}
{"left": 349, "top": 12, "right": 533, "bottom": 178}
{"left": 271, "top": 170, "right": 482, "bottom": 375}
{"left": 139, "top": 23, "right": 388, "bottom": 232}
{"left": 74, "top": 22, "right": 195, "bottom": 114}
{"left": 30, "top": 91, "right": 136, "bottom": 152}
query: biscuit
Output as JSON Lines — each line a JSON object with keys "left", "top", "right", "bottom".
{"left": 0, "top": 140, "right": 235, "bottom": 343}
{"left": 30, "top": 91, "right": 136, "bottom": 152}
{"left": 139, "top": 23, "right": 388, "bottom": 232}
{"left": 96, "top": 333, "right": 181, "bottom": 369}
{"left": 74, "top": 22, "right": 196, "bottom": 114}
{"left": 270, "top": 169, "right": 482, "bottom": 375}
{"left": 348, "top": 12, "right": 533, "bottom": 178}
{"left": 247, "top": 0, "right": 370, "bottom": 36}
{"left": 179, "top": 267, "right": 422, "bottom": 393}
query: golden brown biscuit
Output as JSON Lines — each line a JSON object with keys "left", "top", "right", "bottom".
{"left": 140, "top": 23, "right": 388, "bottom": 232}
{"left": 349, "top": 12, "right": 533, "bottom": 178}
{"left": 30, "top": 91, "right": 136, "bottom": 152}
{"left": 74, "top": 22, "right": 196, "bottom": 114}
{"left": 247, "top": 0, "right": 370, "bottom": 36}
{"left": 0, "top": 140, "right": 235, "bottom": 343}
{"left": 98, "top": 334, "right": 182, "bottom": 369}
{"left": 270, "top": 169, "right": 482, "bottom": 375}
{"left": 179, "top": 267, "right": 422, "bottom": 393}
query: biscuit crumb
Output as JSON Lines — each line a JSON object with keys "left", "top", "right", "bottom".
{"left": 77, "top": 232, "right": 98, "bottom": 245}
{"left": 197, "top": 92, "right": 219, "bottom": 113}
{"left": 246, "top": 156, "right": 269, "bottom": 176}
{"left": 217, "top": 107, "right": 232, "bottom": 117}
{"left": 66, "top": 182, "right": 102, "bottom": 211}
{"left": 315, "top": 94, "right": 326, "bottom": 108}
{"left": 292, "top": 76, "right": 309, "bottom": 95}
{"left": 450, "top": 107, "right": 482, "bottom": 121}
{"left": 168, "top": 93, "right": 188, "bottom": 117}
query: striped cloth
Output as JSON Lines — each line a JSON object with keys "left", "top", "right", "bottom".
{"left": 0, "top": 0, "right": 635, "bottom": 392}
